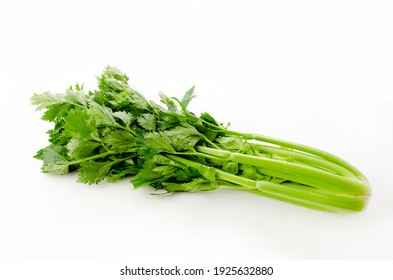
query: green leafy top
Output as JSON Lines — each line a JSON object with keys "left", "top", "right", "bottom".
{"left": 31, "top": 66, "right": 224, "bottom": 189}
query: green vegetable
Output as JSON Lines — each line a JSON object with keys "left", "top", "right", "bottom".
{"left": 31, "top": 66, "right": 371, "bottom": 213}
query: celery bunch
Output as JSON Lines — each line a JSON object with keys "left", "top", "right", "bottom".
{"left": 31, "top": 67, "right": 371, "bottom": 213}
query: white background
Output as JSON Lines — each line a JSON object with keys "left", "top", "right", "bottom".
{"left": 1, "top": 0, "right": 393, "bottom": 267}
